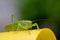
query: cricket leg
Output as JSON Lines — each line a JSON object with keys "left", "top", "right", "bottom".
{"left": 17, "top": 23, "right": 31, "bottom": 35}
{"left": 32, "top": 23, "right": 39, "bottom": 29}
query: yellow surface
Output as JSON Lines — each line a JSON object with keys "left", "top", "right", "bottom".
{"left": 0, "top": 28, "right": 56, "bottom": 40}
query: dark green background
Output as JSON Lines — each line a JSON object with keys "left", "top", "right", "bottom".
{"left": 14, "top": 0, "right": 60, "bottom": 39}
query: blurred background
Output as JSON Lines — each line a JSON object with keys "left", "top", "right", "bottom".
{"left": 0, "top": 0, "right": 60, "bottom": 40}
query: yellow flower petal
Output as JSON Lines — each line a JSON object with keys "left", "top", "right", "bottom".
{"left": 0, "top": 28, "right": 56, "bottom": 40}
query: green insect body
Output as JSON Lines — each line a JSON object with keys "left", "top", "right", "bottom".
{"left": 5, "top": 14, "right": 39, "bottom": 31}
{"left": 5, "top": 20, "right": 39, "bottom": 31}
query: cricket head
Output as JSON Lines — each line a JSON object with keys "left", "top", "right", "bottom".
{"left": 18, "top": 20, "right": 33, "bottom": 27}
